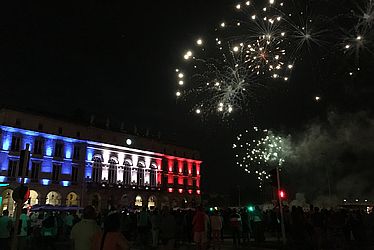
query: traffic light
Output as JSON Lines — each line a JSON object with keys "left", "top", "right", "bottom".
{"left": 269, "top": 168, "right": 278, "bottom": 187}
{"left": 278, "top": 189, "right": 286, "bottom": 199}
{"left": 247, "top": 205, "right": 254, "bottom": 212}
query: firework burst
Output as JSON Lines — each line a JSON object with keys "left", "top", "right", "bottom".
{"left": 233, "top": 127, "right": 292, "bottom": 188}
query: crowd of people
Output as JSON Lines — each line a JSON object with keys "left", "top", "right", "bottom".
{"left": 0, "top": 204, "right": 373, "bottom": 250}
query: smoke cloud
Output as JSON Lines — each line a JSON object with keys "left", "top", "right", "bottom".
{"left": 286, "top": 111, "right": 374, "bottom": 204}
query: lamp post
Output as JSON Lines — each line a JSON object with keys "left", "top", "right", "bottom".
{"left": 276, "top": 166, "right": 286, "bottom": 245}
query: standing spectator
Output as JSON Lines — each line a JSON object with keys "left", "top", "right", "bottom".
{"left": 241, "top": 208, "right": 251, "bottom": 244}
{"left": 41, "top": 212, "right": 57, "bottom": 249}
{"left": 17, "top": 208, "right": 30, "bottom": 250}
{"left": 120, "top": 210, "right": 133, "bottom": 241}
{"left": 229, "top": 209, "right": 242, "bottom": 248}
{"left": 64, "top": 212, "right": 75, "bottom": 238}
{"left": 71, "top": 206, "right": 101, "bottom": 250}
{"left": 137, "top": 207, "right": 150, "bottom": 248}
{"left": 91, "top": 212, "right": 129, "bottom": 250}
{"left": 150, "top": 208, "right": 162, "bottom": 248}
{"left": 192, "top": 206, "right": 209, "bottom": 250}
{"left": 160, "top": 207, "right": 176, "bottom": 250}
{"left": 184, "top": 209, "right": 194, "bottom": 244}
{"left": 252, "top": 206, "right": 265, "bottom": 243}
{"left": 210, "top": 210, "right": 223, "bottom": 250}
{"left": 0, "top": 210, "right": 12, "bottom": 250}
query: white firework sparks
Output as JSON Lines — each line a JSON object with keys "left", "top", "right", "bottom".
{"left": 233, "top": 127, "right": 291, "bottom": 188}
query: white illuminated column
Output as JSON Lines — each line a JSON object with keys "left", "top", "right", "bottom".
{"left": 131, "top": 168, "right": 137, "bottom": 184}
{"left": 117, "top": 166, "right": 124, "bottom": 183}
{"left": 145, "top": 170, "right": 150, "bottom": 185}
{"left": 101, "top": 164, "right": 108, "bottom": 181}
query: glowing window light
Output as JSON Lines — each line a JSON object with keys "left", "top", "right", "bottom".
{"left": 178, "top": 189, "right": 183, "bottom": 193}
{"left": 41, "top": 179, "right": 51, "bottom": 186}
{"left": 65, "top": 148, "right": 72, "bottom": 159}
{"left": 2, "top": 133, "right": 11, "bottom": 151}
{"left": 85, "top": 165, "right": 92, "bottom": 179}
{"left": 86, "top": 149, "right": 94, "bottom": 161}
{"left": 0, "top": 176, "right": 7, "bottom": 182}
{"left": 168, "top": 188, "right": 173, "bottom": 193}
{"left": 61, "top": 181, "right": 70, "bottom": 187}
{"left": 188, "top": 190, "right": 193, "bottom": 194}
{"left": 196, "top": 190, "right": 201, "bottom": 195}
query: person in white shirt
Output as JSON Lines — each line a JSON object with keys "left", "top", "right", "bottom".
{"left": 70, "top": 206, "right": 101, "bottom": 250}
{"left": 210, "top": 210, "right": 223, "bottom": 250}
{"left": 17, "top": 208, "right": 30, "bottom": 250}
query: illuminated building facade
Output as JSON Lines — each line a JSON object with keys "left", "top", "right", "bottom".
{"left": 0, "top": 108, "right": 201, "bottom": 213}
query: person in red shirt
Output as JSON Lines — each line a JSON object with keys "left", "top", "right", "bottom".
{"left": 192, "top": 206, "right": 209, "bottom": 250}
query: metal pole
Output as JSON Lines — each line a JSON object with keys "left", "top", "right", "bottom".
{"left": 276, "top": 166, "right": 286, "bottom": 245}
{"left": 11, "top": 144, "right": 30, "bottom": 250}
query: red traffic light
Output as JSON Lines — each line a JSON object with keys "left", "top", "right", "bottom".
{"left": 279, "top": 190, "right": 286, "bottom": 199}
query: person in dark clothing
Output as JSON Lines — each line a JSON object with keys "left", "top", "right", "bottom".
{"left": 229, "top": 209, "right": 242, "bottom": 248}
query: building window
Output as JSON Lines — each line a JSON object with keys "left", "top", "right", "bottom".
{"left": 92, "top": 157, "right": 102, "bottom": 182}
{"left": 11, "top": 136, "right": 21, "bottom": 152}
{"left": 150, "top": 170, "right": 156, "bottom": 187}
{"left": 7, "top": 160, "right": 18, "bottom": 177}
{"left": 31, "top": 162, "right": 40, "bottom": 180}
{"left": 71, "top": 165, "right": 78, "bottom": 182}
{"left": 54, "top": 143, "right": 63, "bottom": 158}
{"left": 38, "top": 123, "right": 43, "bottom": 131}
{"left": 52, "top": 164, "right": 61, "bottom": 181}
{"left": 137, "top": 168, "right": 144, "bottom": 186}
{"left": 58, "top": 127, "right": 63, "bottom": 135}
{"left": 33, "top": 139, "right": 43, "bottom": 155}
{"left": 123, "top": 166, "right": 131, "bottom": 185}
{"left": 73, "top": 146, "right": 80, "bottom": 160}
{"left": 108, "top": 159, "right": 117, "bottom": 184}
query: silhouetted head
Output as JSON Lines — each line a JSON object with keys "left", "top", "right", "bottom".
{"left": 104, "top": 213, "right": 120, "bottom": 232}
{"left": 83, "top": 206, "right": 97, "bottom": 220}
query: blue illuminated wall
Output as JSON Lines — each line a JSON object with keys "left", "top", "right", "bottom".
{"left": 0, "top": 125, "right": 88, "bottom": 186}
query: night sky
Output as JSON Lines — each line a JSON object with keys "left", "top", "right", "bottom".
{"left": 1, "top": 1, "right": 373, "bottom": 204}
